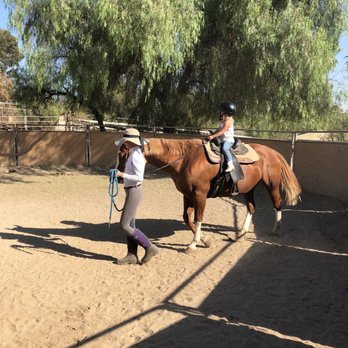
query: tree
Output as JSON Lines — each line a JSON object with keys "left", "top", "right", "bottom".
{"left": 0, "top": 73, "right": 13, "bottom": 101}
{"left": 6, "top": 0, "right": 204, "bottom": 130}
{"left": 0, "top": 29, "right": 19, "bottom": 101}
{"left": 6, "top": 0, "right": 348, "bottom": 130}
{"left": 138, "top": 0, "right": 348, "bottom": 130}
{"left": 0, "top": 29, "right": 19, "bottom": 73}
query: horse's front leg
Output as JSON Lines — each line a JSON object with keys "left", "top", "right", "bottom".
{"left": 185, "top": 193, "right": 210, "bottom": 252}
{"left": 183, "top": 195, "right": 196, "bottom": 234}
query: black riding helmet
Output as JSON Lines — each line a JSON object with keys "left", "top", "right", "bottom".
{"left": 219, "top": 102, "right": 236, "bottom": 116}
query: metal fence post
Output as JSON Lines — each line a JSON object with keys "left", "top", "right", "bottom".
{"left": 85, "top": 125, "right": 91, "bottom": 166}
{"left": 290, "top": 132, "right": 297, "bottom": 169}
{"left": 24, "top": 109, "right": 28, "bottom": 131}
{"left": 13, "top": 125, "right": 19, "bottom": 166}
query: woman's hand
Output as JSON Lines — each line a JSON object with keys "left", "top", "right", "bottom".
{"left": 117, "top": 171, "right": 124, "bottom": 178}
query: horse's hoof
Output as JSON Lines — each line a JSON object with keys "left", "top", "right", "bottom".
{"left": 272, "top": 222, "right": 281, "bottom": 233}
{"left": 201, "top": 236, "right": 211, "bottom": 248}
{"left": 185, "top": 246, "right": 196, "bottom": 254}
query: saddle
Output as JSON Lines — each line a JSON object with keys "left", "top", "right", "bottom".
{"left": 203, "top": 139, "right": 259, "bottom": 164}
{"left": 204, "top": 139, "right": 260, "bottom": 198}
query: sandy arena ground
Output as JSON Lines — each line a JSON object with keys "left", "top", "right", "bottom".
{"left": 0, "top": 167, "right": 347, "bottom": 348}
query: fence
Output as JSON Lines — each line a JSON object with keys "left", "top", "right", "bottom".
{"left": 0, "top": 125, "right": 347, "bottom": 202}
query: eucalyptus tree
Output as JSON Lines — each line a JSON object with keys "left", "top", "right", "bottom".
{"left": 5, "top": 0, "right": 204, "bottom": 129}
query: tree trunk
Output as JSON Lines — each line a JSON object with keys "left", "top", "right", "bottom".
{"left": 90, "top": 106, "right": 106, "bottom": 132}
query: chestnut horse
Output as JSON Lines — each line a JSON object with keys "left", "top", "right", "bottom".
{"left": 117, "top": 138, "right": 301, "bottom": 252}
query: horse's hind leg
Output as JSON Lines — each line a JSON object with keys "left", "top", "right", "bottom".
{"left": 229, "top": 190, "right": 255, "bottom": 241}
{"left": 268, "top": 185, "right": 282, "bottom": 234}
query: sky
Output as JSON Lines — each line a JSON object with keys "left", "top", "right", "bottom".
{"left": 1, "top": 0, "right": 348, "bottom": 107}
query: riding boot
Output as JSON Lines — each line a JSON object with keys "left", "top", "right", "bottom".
{"left": 132, "top": 228, "right": 159, "bottom": 264}
{"left": 142, "top": 244, "right": 159, "bottom": 264}
{"left": 115, "top": 236, "right": 139, "bottom": 265}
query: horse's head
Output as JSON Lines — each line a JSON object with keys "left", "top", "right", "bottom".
{"left": 117, "top": 143, "right": 129, "bottom": 171}
{"left": 114, "top": 143, "right": 129, "bottom": 184}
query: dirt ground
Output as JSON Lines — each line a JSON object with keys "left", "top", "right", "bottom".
{"left": 0, "top": 167, "right": 347, "bottom": 348}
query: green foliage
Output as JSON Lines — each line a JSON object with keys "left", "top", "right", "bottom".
{"left": 203, "top": 0, "right": 347, "bottom": 123}
{"left": 5, "top": 0, "right": 348, "bottom": 131}
{"left": 0, "top": 29, "right": 19, "bottom": 74}
{"left": 6, "top": 0, "right": 204, "bottom": 128}
{"left": 0, "top": 29, "right": 20, "bottom": 101}
{"left": 0, "top": 72, "right": 13, "bottom": 101}
{"left": 133, "top": 0, "right": 348, "bottom": 130}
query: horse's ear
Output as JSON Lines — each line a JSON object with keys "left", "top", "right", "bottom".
{"left": 140, "top": 137, "right": 151, "bottom": 152}
{"left": 140, "top": 137, "right": 145, "bottom": 152}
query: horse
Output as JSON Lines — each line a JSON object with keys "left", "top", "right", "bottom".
{"left": 116, "top": 137, "right": 302, "bottom": 253}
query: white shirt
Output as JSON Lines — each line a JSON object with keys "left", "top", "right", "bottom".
{"left": 123, "top": 147, "right": 145, "bottom": 187}
{"left": 219, "top": 120, "right": 235, "bottom": 143}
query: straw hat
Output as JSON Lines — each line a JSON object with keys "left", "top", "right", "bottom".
{"left": 115, "top": 128, "right": 149, "bottom": 146}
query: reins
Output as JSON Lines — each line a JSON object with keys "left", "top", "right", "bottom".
{"left": 146, "top": 142, "right": 204, "bottom": 173}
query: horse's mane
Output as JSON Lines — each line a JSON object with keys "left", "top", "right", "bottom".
{"left": 147, "top": 138, "right": 202, "bottom": 157}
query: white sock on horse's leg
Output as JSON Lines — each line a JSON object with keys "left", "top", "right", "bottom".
{"left": 241, "top": 211, "right": 252, "bottom": 235}
{"left": 194, "top": 221, "right": 202, "bottom": 242}
{"left": 272, "top": 209, "right": 282, "bottom": 233}
{"left": 187, "top": 221, "right": 202, "bottom": 250}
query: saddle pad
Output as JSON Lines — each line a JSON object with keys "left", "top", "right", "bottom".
{"left": 203, "top": 143, "right": 220, "bottom": 163}
{"left": 237, "top": 144, "right": 259, "bottom": 163}
{"left": 204, "top": 142, "right": 259, "bottom": 164}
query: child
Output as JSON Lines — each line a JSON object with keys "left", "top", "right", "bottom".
{"left": 207, "top": 102, "right": 236, "bottom": 172}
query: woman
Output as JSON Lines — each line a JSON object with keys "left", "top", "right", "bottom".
{"left": 114, "top": 128, "right": 159, "bottom": 265}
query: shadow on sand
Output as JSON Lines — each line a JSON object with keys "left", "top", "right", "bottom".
{"left": 66, "top": 189, "right": 347, "bottom": 348}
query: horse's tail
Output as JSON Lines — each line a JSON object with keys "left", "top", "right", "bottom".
{"left": 277, "top": 152, "right": 302, "bottom": 206}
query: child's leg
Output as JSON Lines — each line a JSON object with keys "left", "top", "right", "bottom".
{"left": 222, "top": 141, "right": 233, "bottom": 162}
{"left": 222, "top": 142, "right": 235, "bottom": 172}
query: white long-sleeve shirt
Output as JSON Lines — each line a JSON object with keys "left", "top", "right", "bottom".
{"left": 123, "top": 147, "right": 145, "bottom": 187}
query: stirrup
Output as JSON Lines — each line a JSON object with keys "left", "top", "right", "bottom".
{"left": 231, "top": 184, "right": 239, "bottom": 196}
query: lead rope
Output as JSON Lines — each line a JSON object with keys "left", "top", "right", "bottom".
{"left": 108, "top": 168, "right": 124, "bottom": 228}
